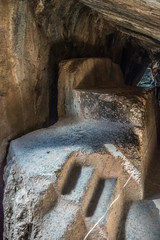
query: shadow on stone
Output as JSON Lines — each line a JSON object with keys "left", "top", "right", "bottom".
{"left": 62, "top": 164, "right": 82, "bottom": 195}
{"left": 86, "top": 179, "right": 105, "bottom": 217}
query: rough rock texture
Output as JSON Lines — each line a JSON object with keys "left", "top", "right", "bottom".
{"left": 0, "top": 0, "right": 107, "bottom": 166}
{"left": 3, "top": 119, "right": 141, "bottom": 240}
{"left": 1, "top": 0, "right": 158, "bottom": 167}
{"left": 58, "top": 58, "right": 125, "bottom": 118}
{"left": 4, "top": 58, "right": 159, "bottom": 239}
{"left": 125, "top": 200, "right": 160, "bottom": 240}
{"left": 0, "top": 0, "right": 50, "bottom": 166}
{"left": 0, "top": 5, "right": 128, "bottom": 233}
{"left": 1, "top": 0, "right": 160, "bottom": 238}
{"left": 80, "top": 0, "right": 160, "bottom": 50}
{"left": 0, "top": 0, "right": 120, "bottom": 171}
{"left": 58, "top": 58, "right": 158, "bottom": 188}
{"left": 0, "top": 2, "right": 50, "bottom": 236}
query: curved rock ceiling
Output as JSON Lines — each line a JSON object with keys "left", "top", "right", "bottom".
{"left": 80, "top": 0, "right": 160, "bottom": 50}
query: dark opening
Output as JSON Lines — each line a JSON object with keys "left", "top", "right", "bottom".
{"left": 120, "top": 41, "right": 151, "bottom": 86}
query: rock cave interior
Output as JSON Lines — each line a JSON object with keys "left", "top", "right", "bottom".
{"left": 1, "top": 0, "right": 160, "bottom": 239}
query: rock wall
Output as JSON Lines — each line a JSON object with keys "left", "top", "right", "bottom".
{"left": 58, "top": 58, "right": 125, "bottom": 118}
{"left": 80, "top": 0, "right": 160, "bottom": 50}
{"left": 0, "top": 0, "right": 118, "bottom": 167}
{"left": 0, "top": 0, "right": 50, "bottom": 166}
{"left": 0, "top": 1, "right": 50, "bottom": 237}
{"left": 1, "top": 0, "right": 160, "bottom": 238}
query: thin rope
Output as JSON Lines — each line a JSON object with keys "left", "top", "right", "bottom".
{"left": 83, "top": 174, "right": 133, "bottom": 240}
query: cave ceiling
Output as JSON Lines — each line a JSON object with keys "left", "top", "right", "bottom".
{"left": 80, "top": 0, "right": 160, "bottom": 51}
{"left": 30, "top": 0, "right": 160, "bottom": 54}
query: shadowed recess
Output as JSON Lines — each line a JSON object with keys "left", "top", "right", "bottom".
{"left": 86, "top": 178, "right": 105, "bottom": 217}
{"left": 62, "top": 164, "right": 82, "bottom": 195}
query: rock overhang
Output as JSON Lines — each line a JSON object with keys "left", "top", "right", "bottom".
{"left": 79, "top": 0, "right": 160, "bottom": 51}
